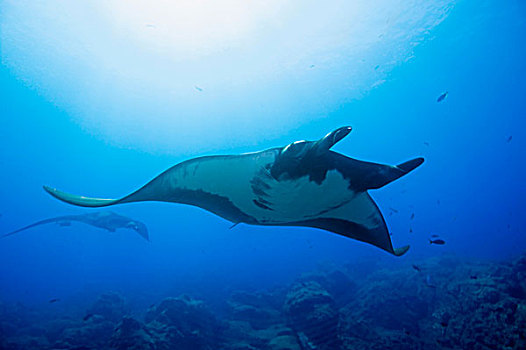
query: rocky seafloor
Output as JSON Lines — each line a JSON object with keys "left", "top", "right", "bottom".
{"left": 1, "top": 253, "right": 525, "bottom": 350}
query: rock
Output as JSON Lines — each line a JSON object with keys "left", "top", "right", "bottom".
{"left": 268, "top": 334, "right": 301, "bottom": 350}
{"left": 298, "top": 268, "right": 356, "bottom": 307}
{"left": 1, "top": 335, "right": 50, "bottom": 350}
{"left": 145, "top": 295, "right": 224, "bottom": 350}
{"left": 2, "top": 252, "right": 526, "bottom": 350}
{"left": 228, "top": 302, "right": 281, "bottom": 330}
{"left": 345, "top": 269, "right": 431, "bottom": 334}
{"left": 54, "top": 318, "right": 114, "bottom": 349}
{"left": 230, "top": 290, "right": 285, "bottom": 311}
{"left": 109, "top": 316, "right": 155, "bottom": 350}
{"left": 284, "top": 281, "right": 340, "bottom": 349}
{"left": 86, "top": 292, "right": 128, "bottom": 323}
{"left": 44, "top": 318, "right": 81, "bottom": 343}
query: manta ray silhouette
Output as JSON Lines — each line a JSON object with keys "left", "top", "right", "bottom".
{"left": 43, "top": 127, "right": 423, "bottom": 255}
{"left": 2, "top": 212, "right": 149, "bottom": 241}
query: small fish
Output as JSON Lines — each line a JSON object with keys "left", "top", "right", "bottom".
{"left": 506, "top": 135, "right": 512, "bottom": 143}
{"left": 309, "top": 64, "right": 315, "bottom": 68}
{"left": 374, "top": 64, "right": 380, "bottom": 70}
{"left": 440, "top": 321, "right": 448, "bottom": 327}
{"left": 431, "top": 234, "right": 440, "bottom": 238}
{"left": 437, "top": 91, "right": 448, "bottom": 102}
{"left": 83, "top": 313, "right": 94, "bottom": 321}
{"left": 194, "top": 86, "right": 203, "bottom": 92}
{"left": 389, "top": 207, "right": 399, "bottom": 213}
{"left": 409, "top": 227, "right": 413, "bottom": 233}
{"left": 410, "top": 213, "right": 415, "bottom": 220}
{"left": 423, "top": 141, "right": 430, "bottom": 146}
{"left": 48, "top": 298, "right": 60, "bottom": 303}
{"left": 429, "top": 239, "right": 446, "bottom": 245}
{"left": 470, "top": 275, "right": 478, "bottom": 280}
{"left": 412, "top": 264, "right": 421, "bottom": 272}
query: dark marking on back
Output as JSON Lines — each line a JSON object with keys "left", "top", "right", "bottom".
{"left": 253, "top": 200, "right": 273, "bottom": 211}
{"left": 163, "top": 188, "right": 258, "bottom": 224}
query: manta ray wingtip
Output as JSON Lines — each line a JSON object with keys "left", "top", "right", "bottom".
{"left": 397, "top": 158, "right": 424, "bottom": 173}
{"left": 393, "top": 245, "right": 410, "bottom": 256}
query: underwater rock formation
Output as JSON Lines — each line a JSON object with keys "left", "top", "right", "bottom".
{"left": 337, "top": 254, "right": 526, "bottom": 350}
{"left": 228, "top": 291, "right": 284, "bottom": 330}
{"left": 109, "top": 316, "right": 156, "bottom": 350}
{"left": 53, "top": 315, "right": 114, "bottom": 350}
{"left": 144, "top": 295, "right": 224, "bottom": 350}
{"left": 284, "top": 281, "right": 341, "bottom": 349}
{"left": 1, "top": 252, "right": 525, "bottom": 349}
{"left": 86, "top": 292, "right": 128, "bottom": 323}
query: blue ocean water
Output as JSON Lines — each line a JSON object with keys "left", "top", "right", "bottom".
{"left": 1, "top": 1, "right": 525, "bottom": 349}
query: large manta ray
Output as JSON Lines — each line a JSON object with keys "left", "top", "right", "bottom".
{"left": 2, "top": 211, "right": 149, "bottom": 241}
{"left": 44, "top": 127, "right": 423, "bottom": 256}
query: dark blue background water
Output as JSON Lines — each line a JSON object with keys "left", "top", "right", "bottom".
{"left": 0, "top": 0, "right": 524, "bottom": 315}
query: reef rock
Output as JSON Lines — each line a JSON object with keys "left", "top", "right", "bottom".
{"left": 53, "top": 315, "right": 115, "bottom": 349}
{"left": 144, "top": 295, "right": 223, "bottom": 350}
{"left": 284, "top": 281, "right": 340, "bottom": 349}
{"left": 86, "top": 292, "right": 128, "bottom": 323}
{"left": 227, "top": 291, "right": 283, "bottom": 330}
{"left": 109, "top": 316, "right": 156, "bottom": 350}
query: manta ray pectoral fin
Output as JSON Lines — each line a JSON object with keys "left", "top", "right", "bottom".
{"left": 285, "top": 218, "right": 409, "bottom": 256}
{"left": 396, "top": 158, "right": 425, "bottom": 174}
{"left": 362, "top": 157, "right": 424, "bottom": 190}
{"left": 393, "top": 245, "right": 410, "bottom": 256}
{"left": 313, "top": 126, "right": 352, "bottom": 154}
{"left": 43, "top": 186, "right": 121, "bottom": 207}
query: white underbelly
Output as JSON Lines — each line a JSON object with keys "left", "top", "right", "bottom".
{"left": 246, "top": 169, "right": 355, "bottom": 223}
{"left": 168, "top": 155, "right": 378, "bottom": 227}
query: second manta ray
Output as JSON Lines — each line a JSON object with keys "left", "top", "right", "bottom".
{"left": 44, "top": 127, "right": 423, "bottom": 256}
{"left": 2, "top": 212, "right": 149, "bottom": 241}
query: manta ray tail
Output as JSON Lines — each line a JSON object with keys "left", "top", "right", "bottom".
{"left": 43, "top": 186, "right": 122, "bottom": 207}
{"left": 43, "top": 174, "right": 162, "bottom": 208}
{"left": 1, "top": 217, "right": 65, "bottom": 239}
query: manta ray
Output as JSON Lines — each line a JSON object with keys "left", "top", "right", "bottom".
{"left": 2, "top": 211, "right": 149, "bottom": 241}
{"left": 44, "top": 127, "right": 423, "bottom": 255}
